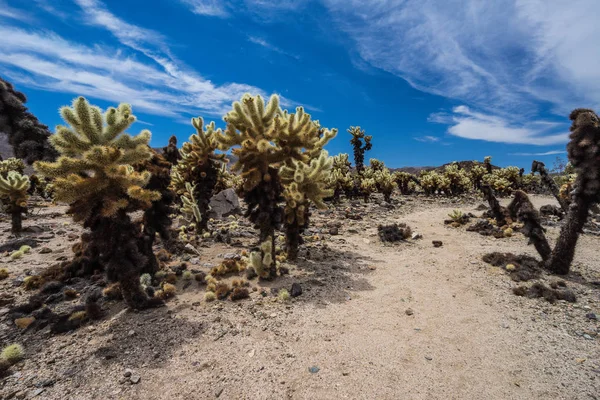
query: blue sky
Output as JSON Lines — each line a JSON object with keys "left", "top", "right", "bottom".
{"left": 1, "top": 0, "right": 598, "bottom": 168}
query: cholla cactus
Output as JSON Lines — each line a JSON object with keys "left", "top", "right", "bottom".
{"left": 250, "top": 237, "right": 274, "bottom": 279}
{"left": 547, "top": 109, "right": 600, "bottom": 274}
{"left": 136, "top": 150, "right": 175, "bottom": 272}
{"left": 34, "top": 97, "right": 161, "bottom": 309}
{"left": 482, "top": 171, "right": 512, "bottom": 195}
{"left": 419, "top": 170, "right": 440, "bottom": 195}
{"left": 393, "top": 171, "right": 418, "bottom": 195}
{"left": 483, "top": 156, "right": 493, "bottom": 174}
{"left": 0, "top": 171, "right": 30, "bottom": 232}
{"left": 162, "top": 135, "right": 181, "bottom": 165}
{"left": 470, "top": 164, "right": 486, "bottom": 190}
{"left": 327, "top": 153, "right": 353, "bottom": 201}
{"left": 532, "top": 160, "right": 569, "bottom": 211}
{"left": 215, "top": 163, "right": 242, "bottom": 192}
{"left": 368, "top": 158, "right": 385, "bottom": 172}
{"left": 0, "top": 158, "right": 25, "bottom": 177}
{"left": 171, "top": 117, "right": 226, "bottom": 232}
{"left": 216, "top": 93, "right": 336, "bottom": 276}
{"left": 442, "top": 163, "right": 471, "bottom": 196}
{"left": 348, "top": 126, "right": 372, "bottom": 173}
{"left": 0, "top": 78, "right": 58, "bottom": 164}
{"left": 180, "top": 182, "right": 202, "bottom": 228}
{"left": 280, "top": 151, "right": 334, "bottom": 259}
{"left": 359, "top": 176, "right": 377, "bottom": 202}
{"left": 373, "top": 168, "right": 396, "bottom": 202}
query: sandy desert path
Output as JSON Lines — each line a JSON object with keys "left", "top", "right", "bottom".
{"left": 1, "top": 195, "right": 598, "bottom": 400}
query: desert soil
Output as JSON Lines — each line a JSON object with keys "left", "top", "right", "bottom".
{"left": 0, "top": 194, "right": 599, "bottom": 400}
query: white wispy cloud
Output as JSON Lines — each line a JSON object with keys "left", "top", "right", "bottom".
{"left": 178, "top": 0, "right": 230, "bottom": 17}
{"left": 431, "top": 106, "right": 568, "bottom": 145}
{"left": 509, "top": 150, "right": 566, "bottom": 156}
{"left": 247, "top": 36, "right": 300, "bottom": 59}
{"left": 414, "top": 136, "right": 440, "bottom": 143}
{"left": 320, "top": 0, "right": 599, "bottom": 145}
{"left": 0, "top": 0, "right": 269, "bottom": 119}
{"left": 0, "top": 0, "right": 31, "bottom": 21}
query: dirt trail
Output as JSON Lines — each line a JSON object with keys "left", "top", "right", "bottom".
{"left": 1, "top": 196, "right": 598, "bottom": 400}
{"left": 132, "top": 197, "right": 598, "bottom": 400}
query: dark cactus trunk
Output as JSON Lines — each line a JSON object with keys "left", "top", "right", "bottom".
{"left": 532, "top": 160, "right": 569, "bottom": 212}
{"left": 285, "top": 221, "right": 300, "bottom": 261}
{"left": 481, "top": 185, "right": 507, "bottom": 227}
{"left": 244, "top": 167, "right": 282, "bottom": 278}
{"left": 546, "top": 193, "right": 592, "bottom": 274}
{"left": 507, "top": 191, "right": 552, "bottom": 261}
{"left": 10, "top": 207, "right": 23, "bottom": 233}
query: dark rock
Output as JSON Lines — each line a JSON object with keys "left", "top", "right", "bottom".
{"left": 432, "top": 240, "right": 443, "bottom": 248}
{"left": 586, "top": 313, "right": 598, "bottom": 321}
{"left": 38, "top": 247, "right": 52, "bottom": 254}
{"left": 328, "top": 227, "right": 339, "bottom": 235}
{"left": 208, "top": 189, "right": 241, "bottom": 219}
{"left": 290, "top": 283, "right": 302, "bottom": 297}
{"left": 0, "top": 238, "right": 38, "bottom": 253}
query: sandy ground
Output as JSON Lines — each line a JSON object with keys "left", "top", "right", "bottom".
{"left": 0, "top": 195, "right": 599, "bottom": 400}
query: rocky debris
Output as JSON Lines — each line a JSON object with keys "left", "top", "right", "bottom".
{"left": 208, "top": 189, "right": 241, "bottom": 219}
{"left": 432, "top": 240, "right": 443, "bottom": 248}
{"left": 378, "top": 223, "right": 412, "bottom": 242}
{"left": 540, "top": 204, "right": 563, "bottom": 218}
{"left": 405, "top": 308, "right": 414, "bottom": 316}
{"left": 38, "top": 247, "right": 52, "bottom": 254}
{"left": 411, "top": 232, "right": 423, "bottom": 240}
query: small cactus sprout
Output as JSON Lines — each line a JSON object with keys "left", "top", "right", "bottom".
{"left": 182, "top": 270, "right": 193, "bottom": 280}
{"left": 448, "top": 210, "right": 464, "bottom": 222}
{"left": 140, "top": 273, "right": 152, "bottom": 287}
{"left": 278, "top": 288, "right": 290, "bottom": 302}
{"left": 1, "top": 343, "right": 24, "bottom": 364}
{"left": 204, "top": 291, "right": 217, "bottom": 302}
{"left": 0, "top": 171, "right": 30, "bottom": 233}
{"left": 0, "top": 268, "right": 8, "bottom": 280}
{"left": 250, "top": 238, "right": 274, "bottom": 279}
{"left": 503, "top": 227, "right": 514, "bottom": 237}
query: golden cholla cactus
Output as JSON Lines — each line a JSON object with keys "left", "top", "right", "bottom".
{"left": 217, "top": 93, "right": 337, "bottom": 276}
{"left": 373, "top": 168, "right": 397, "bottom": 202}
{"left": 442, "top": 163, "right": 471, "bottom": 196}
{"left": 280, "top": 151, "right": 333, "bottom": 259}
{"left": 172, "top": 117, "right": 226, "bottom": 232}
{"left": 359, "top": 176, "right": 377, "bottom": 202}
{"left": 470, "top": 164, "right": 486, "bottom": 190}
{"left": 0, "top": 171, "right": 30, "bottom": 232}
{"left": 392, "top": 171, "right": 418, "bottom": 195}
{"left": 0, "top": 158, "right": 25, "bottom": 177}
{"left": 34, "top": 97, "right": 162, "bottom": 310}
{"left": 35, "top": 97, "right": 159, "bottom": 222}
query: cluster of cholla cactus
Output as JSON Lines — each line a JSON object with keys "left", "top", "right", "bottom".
{"left": 0, "top": 78, "right": 58, "bottom": 164}
{"left": 348, "top": 126, "right": 372, "bottom": 173}
{"left": 0, "top": 168, "right": 30, "bottom": 233}
{"left": 442, "top": 163, "right": 471, "bottom": 195}
{"left": 419, "top": 170, "right": 449, "bottom": 195}
{"left": 215, "top": 94, "right": 336, "bottom": 276}
{"left": 171, "top": 117, "right": 226, "bottom": 233}
{"left": 326, "top": 153, "right": 354, "bottom": 201}
{"left": 393, "top": 171, "right": 418, "bottom": 195}
{"left": 507, "top": 109, "right": 600, "bottom": 275}
{"left": 362, "top": 159, "right": 396, "bottom": 202}
{"left": 469, "top": 164, "right": 486, "bottom": 190}
{"left": 34, "top": 97, "right": 163, "bottom": 309}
